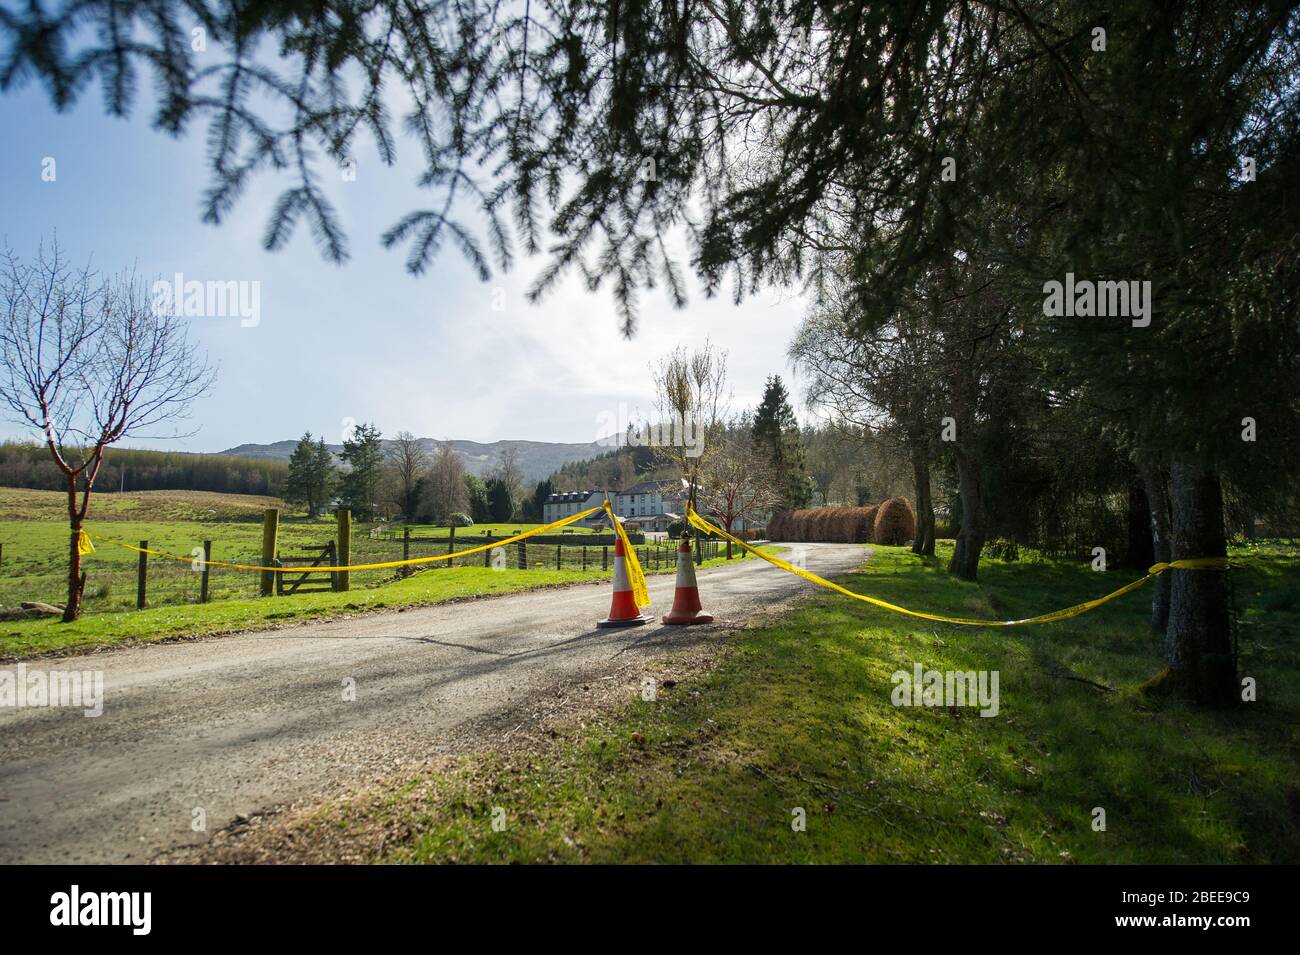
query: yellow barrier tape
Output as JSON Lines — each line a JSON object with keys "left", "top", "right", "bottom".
{"left": 686, "top": 505, "right": 1229, "bottom": 627}
{"left": 76, "top": 529, "right": 95, "bottom": 556}
{"left": 604, "top": 501, "right": 651, "bottom": 608}
{"left": 87, "top": 505, "right": 606, "bottom": 573}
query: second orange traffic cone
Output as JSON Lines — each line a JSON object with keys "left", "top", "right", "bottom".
{"left": 597, "top": 534, "right": 649, "bottom": 628}
{"left": 662, "top": 535, "right": 714, "bottom": 625}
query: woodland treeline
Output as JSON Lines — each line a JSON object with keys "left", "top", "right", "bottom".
{"left": 0, "top": 442, "right": 287, "bottom": 498}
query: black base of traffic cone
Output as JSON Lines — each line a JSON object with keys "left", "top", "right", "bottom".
{"left": 596, "top": 614, "right": 650, "bottom": 628}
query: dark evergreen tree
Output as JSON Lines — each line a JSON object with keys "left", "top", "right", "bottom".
{"left": 284, "top": 432, "right": 335, "bottom": 517}
{"left": 486, "top": 477, "right": 514, "bottom": 523}
{"left": 526, "top": 479, "right": 554, "bottom": 522}
{"left": 464, "top": 474, "right": 492, "bottom": 524}
{"left": 338, "top": 423, "right": 383, "bottom": 520}
{"left": 751, "top": 376, "right": 812, "bottom": 511}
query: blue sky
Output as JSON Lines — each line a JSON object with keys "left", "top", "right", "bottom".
{"left": 0, "top": 78, "right": 810, "bottom": 453}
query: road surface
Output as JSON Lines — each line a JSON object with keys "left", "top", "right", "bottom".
{"left": 0, "top": 543, "right": 864, "bottom": 863}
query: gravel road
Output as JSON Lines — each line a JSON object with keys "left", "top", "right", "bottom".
{"left": 0, "top": 543, "right": 864, "bottom": 863}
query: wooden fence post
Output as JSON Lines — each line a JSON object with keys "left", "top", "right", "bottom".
{"left": 136, "top": 540, "right": 148, "bottom": 609}
{"left": 402, "top": 527, "right": 411, "bottom": 578}
{"left": 200, "top": 540, "right": 212, "bottom": 603}
{"left": 582, "top": 546, "right": 587, "bottom": 570}
{"left": 448, "top": 524, "right": 456, "bottom": 568}
{"left": 260, "top": 508, "right": 279, "bottom": 596}
{"left": 602, "top": 546, "right": 608, "bottom": 571}
{"left": 484, "top": 545, "right": 492, "bottom": 568}
{"left": 336, "top": 509, "right": 351, "bottom": 592}
{"left": 556, "top": 544, "right": 562, "bottom": 569}
{"left": 517, "top": 540, "right": 527, "bottom": 569}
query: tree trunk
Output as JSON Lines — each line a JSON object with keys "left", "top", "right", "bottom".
{"left": 64, "top": 520, "right": 83, "bottom": 622}
{"left": 1163, "top": 462, "right": 1235, "bottom": 705}
{"left": 911, "top": 451, "right": 936, "bottom": 556}
{"left": 1125, "top": 477, "right": 1154, "bottom": 570}
{"left": 1140, "top": 463, "right": 1172, "bottom": 632}
{"left": 947, "top": 447, "right": 984, "bottom": 580}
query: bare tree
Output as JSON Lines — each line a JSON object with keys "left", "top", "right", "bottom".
{"left": 697, "top": 434, "right": 781, "bottom": 559}
{"left": 385, "top": 430, "right": 428, "bottom": 519}
{"left": 0, "top": 240, "right": 214, "bottom": 621}
{"left": 492, "top": 446, "right": 524, "bottom": 505}
{"left": 649, "top": 341, "right": 729, "bottom": 505}
{"left": 646, "top": 341, "right": 730, "bottom": 564}
{"left": 419, "top": 441, "right": 469, "bottom": 524}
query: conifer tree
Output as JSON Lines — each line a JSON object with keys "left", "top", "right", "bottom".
{"left": 339, "top": 423, "right": 383, "bottom": 520}
{"left": 751, "top": 376, "right": 811, "bottom": 511}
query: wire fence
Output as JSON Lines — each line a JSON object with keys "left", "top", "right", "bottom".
{"left": 0, "top": 529, "right": 741, "bottom": 614}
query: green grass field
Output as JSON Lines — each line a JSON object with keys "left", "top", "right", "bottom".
{"left": 0, "top": 488, "right": 707, "bottom": 615}
{"left": 272, "top": 540, "right": 1300, "bottom": 864}
{"left": 0, "top": 487, "right": 760, "bottom": 657}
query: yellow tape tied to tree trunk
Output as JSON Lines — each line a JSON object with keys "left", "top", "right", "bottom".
{"left": 685, "top": 505, "right": 1228, "bottom": 627}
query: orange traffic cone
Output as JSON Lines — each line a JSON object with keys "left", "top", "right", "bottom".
{"left": 597, "top": 534, "right": 649, "bottom": 628}
{"left": 662, "top": 536, "right": 714, "bottom": 625}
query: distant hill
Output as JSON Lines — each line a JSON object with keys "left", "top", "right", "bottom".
{"left": 220, "top": 437, "right": 611, "bottom": 483}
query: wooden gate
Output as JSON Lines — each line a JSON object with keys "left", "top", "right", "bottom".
{"left": 276, "top": 542, "right": 338, "bottom": 595}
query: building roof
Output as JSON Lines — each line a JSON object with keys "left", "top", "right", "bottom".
{"left": 543, "top": 489, "right": 604, "bottom": 505}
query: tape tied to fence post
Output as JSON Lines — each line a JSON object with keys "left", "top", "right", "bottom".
{"left": 84, "top": 505, "right": 607, "bottom": 573}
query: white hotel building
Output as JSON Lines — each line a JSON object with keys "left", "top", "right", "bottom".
{"left": 614, "top": 479, "right": 689, "bottom": 526}
{"left": 541, "top": 489, "right": 608, "bottom": 524}
{"left": 542, "top": 478, "right": 690, "bottom": 530}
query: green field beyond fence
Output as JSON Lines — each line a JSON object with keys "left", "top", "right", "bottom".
{"left": 0, "top": 491, "right": 737, "bottom": 615}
